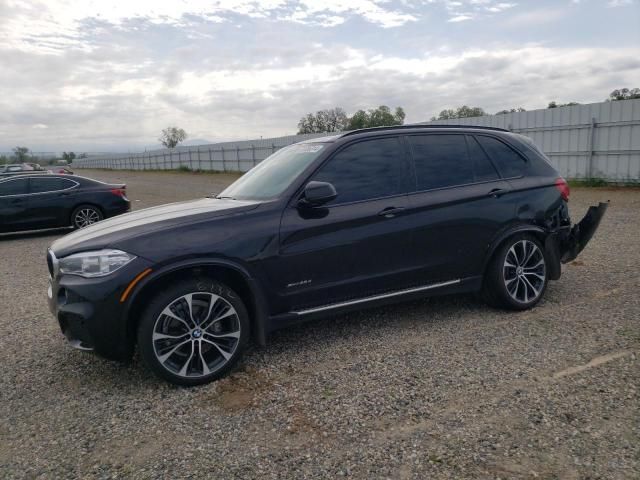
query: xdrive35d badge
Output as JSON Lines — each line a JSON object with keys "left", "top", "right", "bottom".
{"left": 46, "top": 125, "right": 607, "bottom": 386}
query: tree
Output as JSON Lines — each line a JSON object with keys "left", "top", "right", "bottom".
{"left": 159, "top": 127, "right": 188, "bottom": 148}
{"left": 12, "top": 146, "right": 30, "bottom": 162}
{"left": 345, "top": 106, "right": 405, "bottom": 130}
{"left": 297, "top": 107, "right": 348, "bottom": 134}
{"left": 430, "top": 105, "right": 486, "bottom": 121}
{"left": 495, "top": 107, "right": 526, "bottom": 115}
{"left": 608, "top": 88, "right": 640, "bottom": 101}
{"left": 0, "top": 155, "right": 8, "bottom": 165}
{"left": 547, "top": 101, "right": 579, "bottom": 109}
{"left": 62, "top": 152, "right": 76, "bottom": 162}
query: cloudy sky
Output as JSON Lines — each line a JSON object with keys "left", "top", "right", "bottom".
{"left": 1, "top": 0, "right": 639, "bottom": 152}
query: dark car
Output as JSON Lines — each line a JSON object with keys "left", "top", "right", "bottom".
{"left": 46, "top": 126, "right": 607, "bottom": 386}
{"left": 1, "top": 174, "right": 130, "bottom": 233}
{"left": 0, "top": 163, "right": 50, "bottom": 178}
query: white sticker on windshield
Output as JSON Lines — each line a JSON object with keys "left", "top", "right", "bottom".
{"left": 296, "top": 144, "right": 324, "bottom": 153}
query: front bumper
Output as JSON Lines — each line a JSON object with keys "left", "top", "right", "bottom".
{"left": 47, "top": 254, "right": 153, "bottom": 361}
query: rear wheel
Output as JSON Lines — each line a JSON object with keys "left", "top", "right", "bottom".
{"left": 71, "top": 204, "right": 103, "bottom": 229}
{"left": 137, "top": 278, "right": 250, "bottom": 386}
{"left": 482, "top": 234, "right": 548, "bottom": 310}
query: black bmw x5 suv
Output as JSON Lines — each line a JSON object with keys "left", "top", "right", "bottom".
{"left": 47, "top": 126, "right": 607, "bottom": 386}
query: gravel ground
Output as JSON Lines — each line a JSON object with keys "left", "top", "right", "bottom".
{"left": 1, "top": 169, "right": 638, "bottom": 479}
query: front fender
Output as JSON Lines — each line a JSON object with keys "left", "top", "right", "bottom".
{"left": 122, "top": 257, "right": 269, "bottom": 346}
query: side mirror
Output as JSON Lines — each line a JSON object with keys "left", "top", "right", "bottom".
{"left": 300, "top": 181, "right": 337, "bottom": 207}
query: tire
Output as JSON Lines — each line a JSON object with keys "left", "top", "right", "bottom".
{"left": 482, "top": 234, "right": 548, "bottom": 310}
{"left": 137, "top": 277, "right": 250, "bottom": 386}
{"left": 71, "top": 204, "right": 103, "bottom": 229}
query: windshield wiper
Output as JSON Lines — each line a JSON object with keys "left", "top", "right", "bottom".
{"left": 215, "top": 195, "right": 236, "bottom": 200}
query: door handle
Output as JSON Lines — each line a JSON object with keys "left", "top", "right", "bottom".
{"left": 488, "top": 188, "right": 509, "bottom": 198}
{"left": 378, "top": 206, "right": 405, "bottom": 218}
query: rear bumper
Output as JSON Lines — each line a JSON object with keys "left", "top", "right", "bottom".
{"left": 104, "top": 199, "right": 131, "bottom": 218}
{"left": 560, "top": 202, "right": 608, "bottom": 263}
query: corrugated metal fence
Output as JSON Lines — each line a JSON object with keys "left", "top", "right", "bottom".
{"left": 74, "top": 133, "right": 329, "bottom": 173}
{"left": 74, "top": 99, "right": 640, "bottom": 182}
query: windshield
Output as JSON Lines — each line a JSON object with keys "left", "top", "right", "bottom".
{"left": 218, "top": 143, "right": 326, "bottom": 200}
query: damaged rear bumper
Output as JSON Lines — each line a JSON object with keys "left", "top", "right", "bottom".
{"left": 560, "top": 202, "right": 608, "bottom": 263}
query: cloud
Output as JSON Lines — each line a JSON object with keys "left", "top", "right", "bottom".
{"left": 448, "top": 14, "right": 474, "bottom": 21}
{"left": 2, "top": 36, "right": 639, "bottom": 151}
{"left": 0, "top": 1, "right": 638, "bottom": 151}
{"left": 2, "top": 0, "right": 421, "bottom": 56}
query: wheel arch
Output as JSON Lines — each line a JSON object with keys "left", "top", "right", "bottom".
{"left": 482, "top": 224, "right": 561, "bottom": 282}
{"left": 123, "top": 258, "right": 269, "bottom": 351}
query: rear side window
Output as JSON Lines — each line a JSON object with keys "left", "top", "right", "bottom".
{"left": 475, "top": 136, "right": 526, "bottom": 178}
{"left": 313, "top": 137, "right": 407, "bottom": 204}
{"left": 409, "top": 134, "right": 474, "bottom": 190}
{"left": 30, "top": 177, "right": 75, "bottom": 193}
{"left": 0, "top": 178, "right": 29, "bottom": 196}
{"left": 466, "top": 136, "right": 500, "bottom": 182}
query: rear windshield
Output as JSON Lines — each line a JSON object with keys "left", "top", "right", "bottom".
{"left": 218, "top": 143, "right": 326, "bottom": 200}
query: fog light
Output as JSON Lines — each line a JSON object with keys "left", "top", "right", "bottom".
{"left": 57, "top": 288, "right": 68, "bottom": 306}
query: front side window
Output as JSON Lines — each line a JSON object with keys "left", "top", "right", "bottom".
{"left": 0, "top": 178, "right": 28, "bottom": 196}
{"left": 475, "top": 135, "right": 526, "bottom": 178}
{"left": 409, "top": 134, "right": 474, "bottom": 190}
{"left": 219, "top": 143, "right": 326, "bottom": 200}
{"left": 312, "top": 137, "right": 407, "bottom": 205}
{"left": 30, "top": 177, "right": 75, "bottom": 193}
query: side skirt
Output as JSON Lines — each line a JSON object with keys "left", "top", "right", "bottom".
{"left": 266, "top": 276, "right": 482, "bottom": 333}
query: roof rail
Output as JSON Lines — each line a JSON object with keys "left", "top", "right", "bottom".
{"left": 340, "top": 124, "right": 510, "bottom": 137}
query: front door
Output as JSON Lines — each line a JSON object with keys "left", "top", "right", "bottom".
{"left": 0, "top": 177, "right": 30, "bottom": 233}
{"left": 274, "top": 136, "right": 414, "bottom": 313}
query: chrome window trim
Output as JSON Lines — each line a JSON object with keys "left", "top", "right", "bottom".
{"left": 0, "top": 177, "right": 79, "bottom": 198}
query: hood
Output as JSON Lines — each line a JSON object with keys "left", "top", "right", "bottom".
{"left": 50, "top": 197, "right": 260, "bottom": 257}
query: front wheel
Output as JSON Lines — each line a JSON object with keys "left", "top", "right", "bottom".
{"left": 137, "top": 278, "right": 250, "bottom": 386}
{"left": 482, "top": 234, "right": 548, "bottom": 310}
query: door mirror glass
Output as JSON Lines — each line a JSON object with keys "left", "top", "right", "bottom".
{"left": 300, "top": 181, "right": 337, "bottom": 207}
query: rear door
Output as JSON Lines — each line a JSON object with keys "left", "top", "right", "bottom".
{"left": 275, "top": 136, "right": 413, "bottom": 312}
{"left": 26, "top": 176, "right": 79, "bottom": 228}
{"left": 0, "top": 177, "right": 30, "bottom": 232}
{"left": 404, "top": 133, "right": 515, "bottom": 283}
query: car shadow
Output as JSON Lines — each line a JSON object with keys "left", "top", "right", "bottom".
{"left": 53, "top": 293, "right": 486, "bottom": 391}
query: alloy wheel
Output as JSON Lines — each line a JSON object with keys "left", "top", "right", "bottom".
{"left": 74, "top": 208, "right": 101, "bottom": 228}
{"left": 503, "top": 240, "right": 546, "bottom": 304}
{"left": 152, "top": 292, "right": 241, "bottom": 378}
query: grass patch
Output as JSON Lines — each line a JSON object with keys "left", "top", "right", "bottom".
{"left": 568, "top": 178, "right": 609, "bottom": 187}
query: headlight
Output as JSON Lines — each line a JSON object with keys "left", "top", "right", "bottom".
{"left": 58, "top": 249, "right": 136, "bottom": 278}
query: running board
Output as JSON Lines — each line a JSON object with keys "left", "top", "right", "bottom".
{"left": 292, "top": 279, "right": 461, "bottom": 315}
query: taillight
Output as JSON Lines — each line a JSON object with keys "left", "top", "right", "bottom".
{"left": 110, "top": 188, "right": 127, "bottom": 198}
{"left": 555, "top": 177, "right": 570, "bottom": 202}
